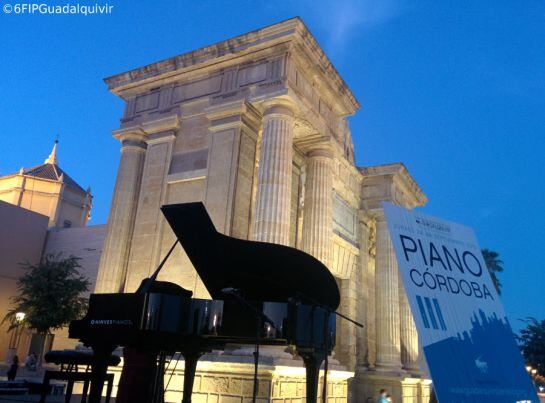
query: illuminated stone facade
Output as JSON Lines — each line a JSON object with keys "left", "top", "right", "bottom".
{"left": 95, "top": 18, "right": 431, "bottom": 402}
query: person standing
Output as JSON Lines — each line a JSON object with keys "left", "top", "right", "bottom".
{"left": 378, "top": 389, "right": 389, "bottom": 403}
{"left": 7, "top": 355, "right": 19, "bottom": 381}
{"left": 25, "top": 353, "right": 37, "bottom": 371}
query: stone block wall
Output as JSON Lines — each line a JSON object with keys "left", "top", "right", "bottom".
{"left": 44, "top": 224, "right": 107, "bottom": 292}
{"left": 73, "top": 356, "right": 353, "bottom": 402}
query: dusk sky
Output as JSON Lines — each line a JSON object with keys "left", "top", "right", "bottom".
{"left": 1, "top": 0, "right": 544, "bottom": 330}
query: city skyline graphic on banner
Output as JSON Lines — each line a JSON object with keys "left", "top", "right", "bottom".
{"left": 383, "top": 202, "right": 538, "bottom": 403}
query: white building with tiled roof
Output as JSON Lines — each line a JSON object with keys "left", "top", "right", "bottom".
{"left": 0, "top": 142, "right": 106, "bottom": 363}
{"left": 0, "top": 141, "right": 93, "bottom": 228}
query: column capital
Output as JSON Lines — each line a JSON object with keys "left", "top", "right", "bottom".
{"left": 358, "top": 209, "right": 374, "bottom": 227}
{"left": 120, "top": 139, "right": 147, "bottom": 153}
{"left": 294, "top": 134, "right": 334, "bottom": 155}
{"left": 115, "top": 130, "right": 147, "bottom": 153}
{"left": 261, "top": 97, "right": 297, "bottom": 118}
{"left": 368, "top": 208, "right": 386, "bottom": 222}
{"left": 306, "top": 143, "right": 333, "bottom": 159}
{"left": 113, "top": 127, "right": 146, "bottom": 143}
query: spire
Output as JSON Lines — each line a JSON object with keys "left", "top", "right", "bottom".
{"left": 45, "top": 139, "right": 59, "bottom": 164}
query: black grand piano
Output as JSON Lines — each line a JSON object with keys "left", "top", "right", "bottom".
{"left": 69, "top": 202, "right": 357, "bottom": 403}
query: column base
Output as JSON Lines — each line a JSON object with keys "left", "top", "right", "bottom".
{"left": 403, "top": 365, "right": 422, "bottom": 378}
{"left": 350, "top": 370, "right": 432, "bottom": 403}
{"left": 373, "top": 361, "right": 405, "bottom": 377}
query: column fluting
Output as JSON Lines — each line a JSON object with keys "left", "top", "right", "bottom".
{"left": 400, "top": 276, "right": 420, "bottom": 373}
{"left": 374, "top": 213, "right": 403, "bottom": 371}
{"left": 95, "top": 137, "right": 146, "bottom": 293}
{"left": 302, "top": 149, "right": 333, "bottom": 267}
{"left": 253, "top": 103, "right": 294, "bottom": 245}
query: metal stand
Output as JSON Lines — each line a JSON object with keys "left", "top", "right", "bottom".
{"left": 221, "top": 289, "right": 276, "bottom": 403}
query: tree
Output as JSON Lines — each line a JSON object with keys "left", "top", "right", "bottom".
{"left": 518, "top": 318, "right": 545, "bottom": 376}
{"left": 481, "top": 248, "right": 503, "bottom": 295}
{"left": 4, "top": 254, "right": 90, "bottom": 335}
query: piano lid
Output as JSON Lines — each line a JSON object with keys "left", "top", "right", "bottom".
{"left": 161, "top": 202, "right": 340, "bottom": 310}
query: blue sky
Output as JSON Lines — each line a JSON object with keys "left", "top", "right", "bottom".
{"left": 1, "top": 0, "right": 544, "bottom": 330}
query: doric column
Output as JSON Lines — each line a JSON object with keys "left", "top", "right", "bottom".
{"left": 302, "top": 148, "right": 333, "bottom": 267}
{"left": 338, "top": 270, "right": 358, "bottom": 369}
{"left": 374, "top": 212, "right": 403, "bottom": 372}
{"left": 95, "top": 132, "right": 147, "bottom": 293}
{"left": 124, "top": 130, "right": 177, "bottom": 292}
{"left": 253, "top": 102, "right": 294, "bottom": 245}
{"left": 400, "top": 275, "right": 420, "bottom": 373}
{"left": 356, "top": 212, "right": 373, "bottom": 369}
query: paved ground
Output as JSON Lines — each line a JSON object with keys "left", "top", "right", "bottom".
{"left": 1, "top": 364, "right": 544, "bottom": 402}
{"left": 0, "top": 363, "right": 46, "bottom": 384}
{"left": 0, "top": 396, "right": 83, "bottom": 402}
{"left": 0, "top": 364, "right": 79, "bottom": 403}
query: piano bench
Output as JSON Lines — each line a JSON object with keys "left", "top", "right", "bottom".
{"left": 39, "top": 370, "right": 115, "bottom": 403}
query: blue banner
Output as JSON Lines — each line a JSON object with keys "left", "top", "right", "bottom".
{"left": 383, "top": 202, "right": 538, "bottom": 403}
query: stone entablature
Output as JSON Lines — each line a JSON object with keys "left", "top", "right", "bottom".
{"left": 104, "top": 18, "right": 358, "bottom": 113}
{"left": 360, "top": 163, "right": 428, "bottom": 210}
{"left": 104, "top": 18, "right": 359, "bottom": 161}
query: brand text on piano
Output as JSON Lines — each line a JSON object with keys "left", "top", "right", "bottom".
{"left": 90, "top": 319, "right": 133, "bottom": 326}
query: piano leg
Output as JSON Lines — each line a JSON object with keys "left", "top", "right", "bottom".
{"left": 299, "top": 350, "right": 326, "bottom": 403}
{"left": 181, "top": 350, "right": 203, "bottom": 403}
{"left": 88, "top": 345, "right": 115, "bottom": 403}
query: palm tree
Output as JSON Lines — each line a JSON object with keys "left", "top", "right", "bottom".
{"left": 481, "top": 249, "right": 504, "bottom": 295}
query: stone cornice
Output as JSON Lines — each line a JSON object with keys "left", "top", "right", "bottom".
{"left": 104, "top": 20, "right": 297, "bottom": 91}
{"left": 288, "top": 39, "right": 359, "bottom": 116}
{"left": 359, "top": 162, "right": 428, "bottom": 210}
{"left": 103, "top": 17, "right": 359, "bottom": 115}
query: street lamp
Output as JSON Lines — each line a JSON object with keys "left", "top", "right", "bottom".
{"left": 15, "top": 312, "right": 26, "bottom": 323}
